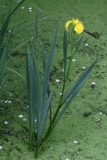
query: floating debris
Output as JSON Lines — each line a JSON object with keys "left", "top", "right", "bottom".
{"left": 91, "top": 82, "right": 96, "bottom": 88}
{"left": 72, "top": 59, "right": 76, "bottom": 62}
{"left": 94, "top": 116, "right": 100, "bottom": 122}
{"left": 19, "top": 115, "right": 23, "bottom": 118}
{"left": 28, "top": 7, "right": 32, "bottom": 12}
{"left": 4, "top": 121, "right": 9, "bottom": 124}
{"left": 4, "top": 100, "right": 12, "bottom": 104}
{"left": 82, "top": 66, "right": 86, "bottom": 70}
{"left": 50, "top": 146, "right": 53, "bottom": 149}
{"left": 0, "top": 146, "right": 3, "bottom": 149}
{"left": 22, "top": 7, "right": 24, "bottom": 9}
{"left": 28, "top": 7, "right": 32, "bottom": 10}
{"left": 85, "top": 43, "right": 88, "bottom": 46}
{"left": 56, "top": 79, "right": 60, "bottom": 82}
{"left": 23, "top": 118, "right": 26, "bottom": 121}
{"left": 74, "top": 140, "right": 77, "bottom": 144}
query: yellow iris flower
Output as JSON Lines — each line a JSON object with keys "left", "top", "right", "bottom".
{"left": 65, "top": 18, "right": 84, "bottom": 34}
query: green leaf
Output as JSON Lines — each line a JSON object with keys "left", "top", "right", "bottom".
{"left": 42, "top": 26, "right": 58, "bottom": 108}
{"left": 6, "top": 67, "right": 25, "bottom": 79}
{"left": 0, "top": 32, "right": 12, "bottom": 71}
{"left": 60, "top": 59, "right": 97, "bottom": 106}
{"left": 54, "top": 59, "right": 97, "bottom": 124}
{"left": 40, "top": 90, "right": 53, "bottom": 137}
{"left": 0, "top": 0, "right": 25, "bottom": 45}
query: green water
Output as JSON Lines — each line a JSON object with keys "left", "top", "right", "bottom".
{"left": 0, "top": 0, "right": 107, "bottom": 159}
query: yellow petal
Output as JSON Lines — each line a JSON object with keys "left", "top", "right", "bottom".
{"left": 74, "top": 22, "right": 84, "bottom": 34}
{"left": 65, "top": 20, "right": 72, "bottom": 30}
{"left": 72, "top": 19, "right": 79, "bottom": 25}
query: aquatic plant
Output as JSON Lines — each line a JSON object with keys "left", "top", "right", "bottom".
{"left": 0, "top": 0, "right": 25, "bottom": 86}
{"left": 26, "top": 13, "right": 97, "bottom": 158}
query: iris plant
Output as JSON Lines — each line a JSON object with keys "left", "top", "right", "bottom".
{"left": 26, "top": 14, "right": 97, "bottom": 158}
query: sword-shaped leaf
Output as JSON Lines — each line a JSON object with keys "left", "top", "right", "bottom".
{"left": 60, "top": 59, "right": 97, "bottom": 106}
{"left": 42, "top": 26, "right": 58, "bottom": 108}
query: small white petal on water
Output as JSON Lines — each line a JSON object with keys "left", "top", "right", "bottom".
{"left": 59, "top": 93, "right": 62, "bottom": 95}
{"left": 100, "top": 112, "right": 102, "bottom": 115}
{"left": 8, "top": 101, "right": 12, "bottom": 104}
{"left": 72, "top": 59, "right": 76, "bottom": 62}
{"left": 19, "top": 115, "right": 23, "bottom": 118}
{"left": 91, "top": 82, "right": 96, "bottom": 85}
{"left": 22, "top": 7, "right": 24, "bottom": 9}
{"left": 82, "top": 66, "right": 86, "bottom": 69}
{"left": 74, "top": 140, "right": 77, "bottom": 144}
{"left": 85, "top": 43, "right": 88, "bottom": 46}
{"left": 0, "top": 146, "right": 3, "bottom": 149}
{"left": 56, "top": 79, "right": 60, "bottom": 82}
{"left": 28, "top": 7, "right": 32, "bottom": 10}
{"left": 4, "top": 121, "right": 9, "bottom": 124}
{"left": 5, "top": 100, "right": 8, "bottom": 103}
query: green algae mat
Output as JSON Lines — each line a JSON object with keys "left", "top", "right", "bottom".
{"left": 0, "top": 0, "right": 107, "bottom": 159}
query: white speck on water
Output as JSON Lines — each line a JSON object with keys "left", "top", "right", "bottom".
{"left": 22, "top": 7, "right": 24, "bottom": 9}
{"left": 74, "top": 140, "right": 77, "bottom": 144}
{"left": 50, "top": 146, "right": 53, "bottom": 149}
{"left": 0, "top": 146, "right": 3, "bottom": 149}
{"left": 82, "top": 66, "right": 86, "bottom": 69}
{"left": 85, "top": 43, "right": 88, "bottom": 46}
{"left": 26, "top": 105, "right": 29, "bottom": 108}
{"left": 8, "top": 30, "right": 12, "bottom": 33}
{"left": 66, "top": 158, "right": 69, "bottom": 160}
{"left": 8, "top": 101, "right": 12, "bottom": 104}
{"left": 23, "top": 118, "right": 26, "bottom": 121}
{"left": 100, "top": 112, "right": 102, "bottom": 115}
{"left": 28, "top": 7, "right": 32, "bottom": 10}
{"left": 19, "top": 115, "right": 23, "bottom": 118}
{"left": 35, "top": 119, "right": 37, "bottom": 122}
{"left": 56, "top": 79, "right": 60, "bottom": 82}
{"left": 91, "top": 82, "right": 96, "bottom": 85}
{"left": 4, "top": 121, "right": 9, "bottom": 124}
{"left": 72, "top": 59, "right": 76, "bottom": 62}
{"left": 59, "top": 93, "right": 62, "bottom": 95}
{"left": 4, "top": 100, "right": 12, "bottom": 104}
{"left": 4, "top": 100, "right": 8, "bottom": 103}
{"left": 43, "top": 17, "right": 47, "bottom": 19}
{"left": 29, "top": 9, "right": 32, "bottom": 12}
